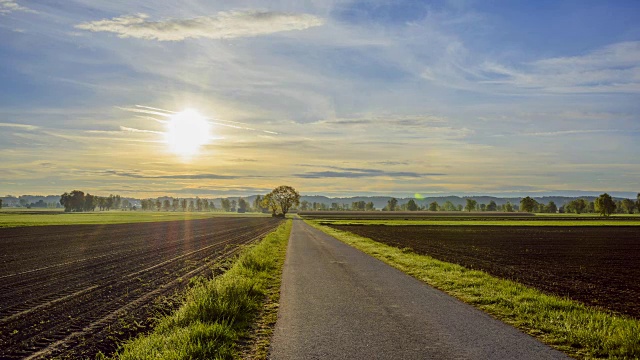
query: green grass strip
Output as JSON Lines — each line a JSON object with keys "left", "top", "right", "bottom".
{"left": 0, "top": 211, "right": 269, "bottom": 228}
{"left": 113, "top": 220, "right": 292, "bottom": 360}
{"left": 307, "top": 220, "right": 640, "bottom": 360}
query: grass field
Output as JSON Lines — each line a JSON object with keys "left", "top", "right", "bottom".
{"left": 0, "top": 209, "right": 269, "bottom": 228}
{"left": 308, "top": 220, "right": 640, "bottom": 359}
{"left": 114, "top": 220, "right": 292, "bottom": 360}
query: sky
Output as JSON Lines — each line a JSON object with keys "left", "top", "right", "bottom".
{"left": 1, "top": 0, "right": 639, "bottom": 198}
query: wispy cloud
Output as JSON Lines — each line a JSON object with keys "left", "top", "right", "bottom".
{"left": 75, "top": 11, "right": 324, "bottom": 41}
{"left": 0, "top": 0, "right": 35, "bottom": 14}
{"left": 101, "top": 170, "right": 247, "bottom": 180}
{"left": 319, "top": 114, "right": 448, "bottom": 127}
{"left": 0, "top": 122, "right": 38, "bottom": 130}
{"left": 521, "top": 129, "right": 634, "bottom": 137}
{"left": 479, "top": 41, "right": 640, "bottom": 94}
{"left": 120, "top": 105, "right": 279, "bottom": 135}
{"left": 119, "top": 126, "right": 162, "bottom": 134}
{"left": 294, "top": 165, "right": 445, "bottom": 179}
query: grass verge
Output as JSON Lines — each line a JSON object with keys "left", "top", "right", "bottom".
{"left": 307, "top": 220, "right": 640, "bottom": 359}
{"left": 112, "top": 220, "right": 291, "bottom": 360}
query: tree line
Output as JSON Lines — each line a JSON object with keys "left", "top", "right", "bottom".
{"left": 519, "top": 193, "right": 637, "bottom": 216}
{"left": 57, "top": 185, "right": 302, "bottom": 216}
{"left": 56, "top": 189, "right": 638, "bottom": 217}
{"left": 60, "top": 191, "right": 123, "bottom": 212}
{"left": 297, "top": 193, "right": 640, "bottom": 217}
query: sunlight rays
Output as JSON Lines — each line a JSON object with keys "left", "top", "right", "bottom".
{"left": 165, "top": 109, "right": 211, "bottom": 158}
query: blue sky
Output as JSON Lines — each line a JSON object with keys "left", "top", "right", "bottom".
{"left": 1, "top": 0, "right": 639, "bottom": 197}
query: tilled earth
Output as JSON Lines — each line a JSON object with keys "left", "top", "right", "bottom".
{"left": 330, "top": 225, "right": 640, "bottom": 319}
{"left": 0, "top": 217, "right": 282, "bottom": 359}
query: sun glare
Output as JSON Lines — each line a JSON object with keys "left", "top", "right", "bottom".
{"left": 165, "top": 109, "right": 211, "bottom": 157}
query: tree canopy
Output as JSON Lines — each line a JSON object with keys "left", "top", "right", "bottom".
{"left": 595, "top": 193, "right": 616, "bottom": 216}
{"left": 519, "top": 196, "right": 538, "bottom": 213}
{"left": 406, "top": 199, "right": 418, "bottom": 211}
{"left": 387, "top": 198, "right": 398, "bottom": 211}
{"left": 270, "top": 185, "right": 300, "bottom": 217}
{"left": 261, "top": 186, "right": 299, "bottom": 217}
{"left": 566, "top": 199, "right": 587, "bottom": 214}
{"left": 620, "top": 198, "right": 636, "bottom": 214}
{"left": 465, "top": 199, "right": 477, "bottom": 212}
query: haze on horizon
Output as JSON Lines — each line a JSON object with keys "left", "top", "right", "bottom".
{"left": 1, "top": 0, "right": 639, "bottom": 199}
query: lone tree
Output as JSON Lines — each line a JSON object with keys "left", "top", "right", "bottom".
{"left": 265, "top": 185, "right": 300, "bottom": 217}
{"left": 465, "top": 199, "right": 477, "bottom": 212}
{"left": 595, "top": 193, "right": 616, "bottom": 217}
{"left": 428, "top": 201, "right": 439, "bottom": 211}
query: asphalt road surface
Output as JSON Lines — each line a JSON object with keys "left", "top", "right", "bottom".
{"left": 269, "top": 219, "right": 569, "bottom": 360}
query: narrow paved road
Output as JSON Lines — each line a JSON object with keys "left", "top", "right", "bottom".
{"left": 269, "top": 219, "right": 569, "bottom": 359}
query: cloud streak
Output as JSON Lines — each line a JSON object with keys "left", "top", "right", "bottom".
{"left": 479, "top": 41, "right": 640, "bottom": 94}
{"left": 0, "top": 0, "right": 34, "bottom": 14}
{"left": 521, "top": 129, "right": 634, "bottom": 137}
{"left": 294, "top": 165, "right": 445, "bottom": 179}
{"left": 0, "top": 122, "right": 38, "bottom": 130}
{"left": 75, "top": 11, "right": 324, "bottom": 41}
{"left": 101, "top": 170, "right": 247, "bottom": 180}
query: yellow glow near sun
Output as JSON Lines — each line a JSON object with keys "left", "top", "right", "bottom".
{"left": 165, "top": 109, "right": 211, "bottom": 157}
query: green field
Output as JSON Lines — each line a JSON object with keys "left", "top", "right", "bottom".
{"left": 0, "top": 209, "right": 269, "bottom": 228}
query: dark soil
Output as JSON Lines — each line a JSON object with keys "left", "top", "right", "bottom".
{"left": 0, "top": 217, "right": 282, "bottom": 359}
{"left": 330, "top": 225, "right": 640, "bottom": 319}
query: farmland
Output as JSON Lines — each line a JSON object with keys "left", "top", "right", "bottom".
{"left": 328, "top": 224, "right": 640, "bottom": 319}
{"left": 0, "top": 217, "right": 282, "bottom": 359}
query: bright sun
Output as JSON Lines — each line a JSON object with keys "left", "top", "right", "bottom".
{"left": 165, "top": 109, "right": 211, "bottom": 157}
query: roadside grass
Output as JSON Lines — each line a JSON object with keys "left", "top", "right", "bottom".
{"left": 316, "top": 217, "right": 640, "bottom": 226}
{"left": 307, "top": 220, "right": 640, "bottom": 359}
{"left": 0, "top": 210, "right": 269, "bottom": 228}
{"left": 113, "top": 220, "right": 291, "bottom": 360}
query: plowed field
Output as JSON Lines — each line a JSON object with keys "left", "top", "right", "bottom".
{"left": 0, "top": 217, "right": 282, "bottom": 359}
{"left": 330, "top": 225, "right": 640, "bottom": 318}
